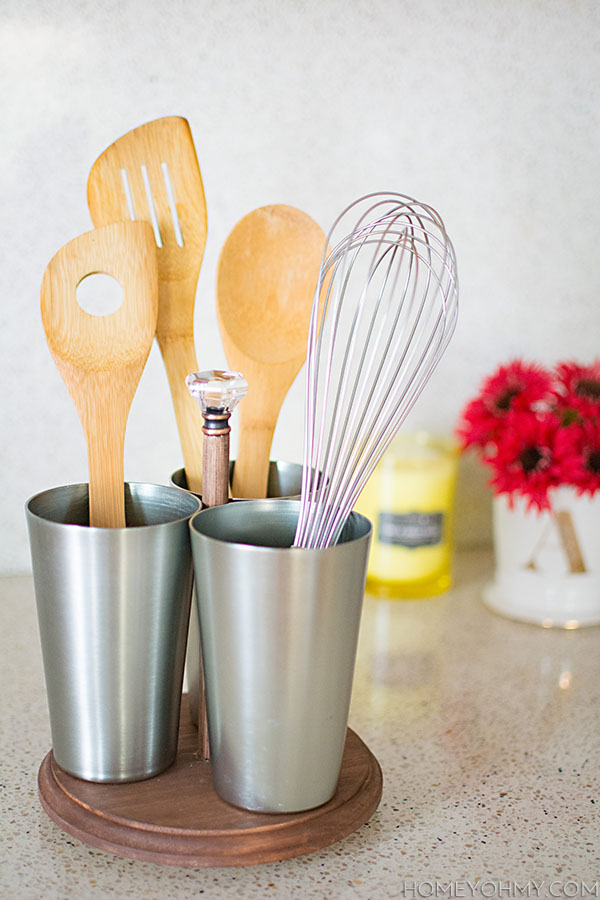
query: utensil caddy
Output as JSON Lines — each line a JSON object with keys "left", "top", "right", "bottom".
{"left": 35, "top": 500, "right": 383, "bottom": 867}
{"left": 32, "top": 121, "right": 422, "bottom": 867}
{"left": 38, "top": 695, "right": 382, "bottom": 867}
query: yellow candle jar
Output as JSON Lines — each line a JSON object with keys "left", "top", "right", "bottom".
{"left": 355, "top": 432, "right": 459, "bottom": 598}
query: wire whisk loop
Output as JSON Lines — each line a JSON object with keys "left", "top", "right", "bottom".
{"left": 293, "top": 192, "right": 459, "bottom": 549}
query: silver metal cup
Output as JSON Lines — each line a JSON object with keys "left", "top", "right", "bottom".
{"left": 189, "top": 499, "right": 372, "bottom": 813}
{"left": 170, "top": 459, "right": 304, "bottom": 500}
{"left": 170, "top": 460, "right": 305, "bottom": 726}
{"left": 26, "top": 482, "right": 201, "bottom": 783}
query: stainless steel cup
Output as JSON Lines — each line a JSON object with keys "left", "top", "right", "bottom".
{"left": 189, "top": 499, "right": 372, "bottom": 813}
{"left": 26, "top": 482, "right": 201, "bottom": 783}
{"left": 171, "top": 460, "right": 305, "bottom": 725}
{"left": 170, "top": 459, "right": 304, "bottom": 499}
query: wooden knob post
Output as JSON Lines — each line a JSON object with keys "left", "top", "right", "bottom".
{"left": 186, "top": 370, "right": 248, "bottom": 760}
{"left": 201, "top": 410, "right": 232, "bottom": 508}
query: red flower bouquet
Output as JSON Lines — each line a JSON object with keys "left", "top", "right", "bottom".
{"left": 456, "top": 360, "right": 600, "bottom": 511}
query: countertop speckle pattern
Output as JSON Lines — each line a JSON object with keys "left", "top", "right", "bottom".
{"left": 2, "top": 552, "right": 599, "bottom": 898}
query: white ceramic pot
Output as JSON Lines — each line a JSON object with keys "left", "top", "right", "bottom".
{"left": 483, "top": 487, "right": 600, "bottom": 628}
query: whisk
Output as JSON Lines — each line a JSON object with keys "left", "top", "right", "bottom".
{"left": 293, "top": 192, "right": 459, "bottom": 549}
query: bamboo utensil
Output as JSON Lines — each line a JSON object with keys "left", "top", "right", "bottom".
{"left": 40, "top": 221, "right": 158, "bottom": 527}
{"left": 87, "top": 116, "right": 208, "bottom": 492}
{"left": 216, "top": 204, "right": 325, "bottom": 499}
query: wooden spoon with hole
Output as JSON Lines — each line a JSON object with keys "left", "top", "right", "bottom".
{"left": 216, "top": 205, "right": 326, "bottom": 499}
{"left": 40, "top": 221, "right": 158, "bottom": 527}
{"left": 87, "top": 116, "right": 207, "bottom": 492}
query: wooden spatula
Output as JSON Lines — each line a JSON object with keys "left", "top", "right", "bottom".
{"left": 87, "top": 116, "right": 207, "bottom": 492}
{"left": 40, "top": 221, "right": 158, "bottom": 527}
{"left": 216, "top": 204, "right": 326, "bottom": 499}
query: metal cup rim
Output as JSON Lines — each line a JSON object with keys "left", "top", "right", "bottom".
{"left": 189, "top": 498, "right": 371, "bottom": 554}
{"left": 25, "top": 481, "right": 201, "bottom": 531}
{"left": 170, "top": 460, "right": 305, "bottom": 502}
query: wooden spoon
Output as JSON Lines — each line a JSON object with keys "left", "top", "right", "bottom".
{"left": 216, "top": 204, "right": 326, "bottom": 499}
{"left": 40, "top": 221, "right": 158, "bottom": 527}
{"left": 87, "top": 116, "right": 207, "bottom": 492}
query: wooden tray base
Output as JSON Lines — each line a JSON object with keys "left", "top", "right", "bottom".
{"left": 38, "top": 696, "right": 383, "bottom": 867}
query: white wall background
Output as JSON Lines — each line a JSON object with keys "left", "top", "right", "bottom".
{"left": 2, "top": 0, "right": 599, "bottom": 574}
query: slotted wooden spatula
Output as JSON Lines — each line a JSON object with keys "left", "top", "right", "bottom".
{"left": 41, "top": 221, "right": 158, "bottom": 527}
{"left": 216, "top": 204, "right": 326, "bottom": 499}
{"left": 87, "top": 116, "right": 207, "bottom": 492}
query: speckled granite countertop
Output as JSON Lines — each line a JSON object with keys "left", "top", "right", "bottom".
{"left": 2, "top": 551, "right": 599, "bottom": 899}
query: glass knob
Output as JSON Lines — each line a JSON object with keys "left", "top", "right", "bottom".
{"left": 186, "top": 369, "right": 248, "bottom": 416}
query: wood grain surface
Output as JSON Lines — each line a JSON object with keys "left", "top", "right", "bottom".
{"left": 87, "top": 116, "right": 207, "bottom": 492}
{"left": 216, "top": 205, "right": 326, "bottom": 500}
{"left": 40, "top": 221, "right": 158, "bottom": 527}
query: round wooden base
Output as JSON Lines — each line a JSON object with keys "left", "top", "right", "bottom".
{"left": 38, "top": 696, "right": 383, "bottom": 867}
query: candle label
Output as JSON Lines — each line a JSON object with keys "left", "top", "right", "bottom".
{"left": 378, "top": 511, "right": 444, "bottom": 548}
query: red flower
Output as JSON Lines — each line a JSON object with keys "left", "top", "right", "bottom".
{"left": 554, "top": 361, "right": 600, "bottom": 418}
{"left": 555, "top": 418, "right": 600, "bottom": 495}
{"left": 486, "top": 411, "right": 562, "bottom": 510}
{"left": 457, "top": 359, "right": 600, "bottom": 509}
{"left": 456, "top": 360, "right": 554, "bottom": 448}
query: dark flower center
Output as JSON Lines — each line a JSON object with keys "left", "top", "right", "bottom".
{"left": 519, "top": 445, "right": 546, "bottom": 473}
{"left": 586, "top": 449, "right": 600, "bottom": 474}
{"left": 560, "top": 407, "right": 581, "bottom": 426}
{"left": 495, "top": 387, "right": 520, "bottom": 411}
{"left": 576, "top": 378, "right": 600, "bottom": 400}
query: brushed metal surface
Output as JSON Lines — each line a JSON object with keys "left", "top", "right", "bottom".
{"left": 190, "top": 499, "right": 371, "bottom": 812}
{"left": 170, "top": 459, "right": 304, "bottom": 500}
{"left": 171, "top": 460, "right": 304, "bottom": 727}
{"left": 26, "top": 482, "right": 200, "bottom": 783}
